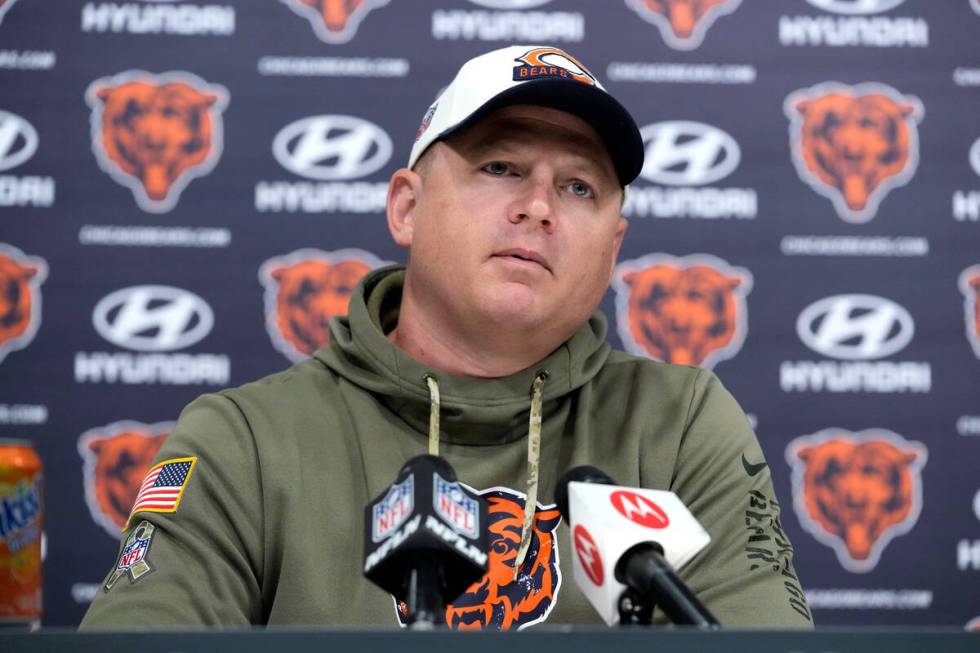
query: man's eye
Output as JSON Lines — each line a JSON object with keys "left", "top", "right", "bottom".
{"left": 483, "top": 162, "right": 510, "bottom": 175}
{"left": 568, "top": 181, "right": 594, "bottom": 198}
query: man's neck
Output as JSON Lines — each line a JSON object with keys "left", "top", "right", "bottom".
{"left": 388, "top": 280, "right": 567, "bottom": 379}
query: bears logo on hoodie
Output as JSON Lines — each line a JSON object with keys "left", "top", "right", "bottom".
{"left": 396, "top": 487, "right": 562, "bottom": 630}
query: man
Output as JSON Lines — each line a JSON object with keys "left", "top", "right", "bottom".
{"left": 81, "top": 45, "right": 811, "bottom": 629}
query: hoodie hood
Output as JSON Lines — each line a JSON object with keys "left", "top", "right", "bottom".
{"left": 315, "top": 266, "right": 612, "bottom": 446}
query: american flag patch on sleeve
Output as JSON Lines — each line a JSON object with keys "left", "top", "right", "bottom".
{"left": 126, "top": 457, "right": 197, "bottom": 529}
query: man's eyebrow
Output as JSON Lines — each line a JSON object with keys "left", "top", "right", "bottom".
{"left": 463, "top": 121, "right": 617, "bottom": 184}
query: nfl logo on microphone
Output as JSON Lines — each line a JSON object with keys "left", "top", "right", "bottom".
{"left": 372, "top": 474, "right": 414, "bottom": 542}
{"left": 434, "top": 475, "right": 479, "bottom": 539}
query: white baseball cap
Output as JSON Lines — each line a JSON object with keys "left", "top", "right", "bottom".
{"left": 408, "top": 45, "right": 644, "bottom": 187}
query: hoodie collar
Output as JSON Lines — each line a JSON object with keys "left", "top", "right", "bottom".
{"left": 316, "top": 266, "right": 611, "bottom": 446}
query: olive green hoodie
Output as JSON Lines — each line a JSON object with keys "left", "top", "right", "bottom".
{"left": 81, "top": 267, "right": 811, "bottom": 629}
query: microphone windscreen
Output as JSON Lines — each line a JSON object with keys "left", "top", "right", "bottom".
{"left": 399, "top": 454, "right": 457, "bottom": 481}
{"left": 554, "top": 465, "right": 617, "bottom": 519}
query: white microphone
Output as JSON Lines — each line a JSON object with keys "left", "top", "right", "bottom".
{"left": 554, "top": 466, "right": 718, "bottom": 627}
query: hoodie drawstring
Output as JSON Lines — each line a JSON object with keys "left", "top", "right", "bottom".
{"left": 514, "top": 371, "right": 546, "bottom": 579}
{"left": 424, "top": 375, "right": 440, "bottom": 456}
{"left": 421, "top": 371, "right": 548, "bottom": 581}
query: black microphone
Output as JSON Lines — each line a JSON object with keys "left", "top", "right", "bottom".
{"left": 363, "top": 454, "right": 488, "bottom": 628}
{"left": 555, "top": 466, "right": 720, "bottom": 628}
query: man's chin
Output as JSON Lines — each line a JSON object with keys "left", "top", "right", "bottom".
{"left": 475, "top": 289, "right": 547, "bottom": 327}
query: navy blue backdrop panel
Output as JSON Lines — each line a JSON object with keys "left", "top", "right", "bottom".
{"left": 0, "top": 0, "right": 978, "bottom": 629}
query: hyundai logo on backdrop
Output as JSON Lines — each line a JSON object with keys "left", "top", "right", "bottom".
{"left": 0, "top": 110, "right": 38, "bottom": 171}
{"left": 92, "top": 285, "right": 213, "bottom": 352}
{"left": 781, "top": 0, "right": 927, "bottom": 47}
{"left": 805, "top": 0, "right": 906, "bottom": 13}
{"left": 781, "top": 294, "right": 930, "bottom": 393}
{"left": 0, "top": 110, "right": 54, "bottom": 208}
{"left": 432, "top": 0, "right": 583, "bottom": 43}
{"left": 956, "top": 489, "right": 980, "bottom": 570}
{"left": 0, "top": 0, "right": 20, "bottom": 27}
{"left": 640, "top": 121, "right": 741, "bottom": 186}
{"left": 257, "top": 114, "right": 393, "bottom": 213}
{"left": 80, "top": 0, "right": 236, "bottom": 36}
{"left": 272, "top": 115, "right": 392, "bottom": 181}
{"left": 953, "top": 137, "right": 980, "bottom": 222}
{"left": 796, "top": 295, "right": 914, "bottom": 360}
{"left": 467, "top": 0, "right": 552, "bottom": 8}
{"left": 77, "top": 285, "right": 228, "bottom": 385}
{"left": 624, "top": 121, "right": 756, "bottom": 219}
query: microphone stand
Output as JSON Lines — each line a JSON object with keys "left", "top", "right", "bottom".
{"left": 615, "top": 542, "right": 720, "bottom": 628}
{"left": 403, "top": 551, "right": 445, "bottom": 630}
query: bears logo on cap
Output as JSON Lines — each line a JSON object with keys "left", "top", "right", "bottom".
{"left": 512, "top": 47, "right": 597, "bottom": 86}
{"left": 626, "top": 0, "right": 742, "bottom": 50}
{"left": 86, "top": 70, "right": 229, "bottom": 213}
{"left": 786, "top": 428, "right": 927, "bottom": 573}
{"left": 959, "top": 265, "right": 980, "bottom": 358}
{"left": 281, "top": 0, "right": 390, "bottom": 43}
{"left": 395, "top": 487, "right": 562, "bottom": 630}
{"left": 259, "top": 248, "right": 389, "bottom": 362}
{"left": 0, "top": 243, "right": 47, "bottom": 365}
{"left": 612, "top": 253, "right": 752, "bottom": 369}
{"left": 78, "top": 421, "right": 171, "bottom": 537}
{"left": 785, "top": 82, "right": 924, "bottom": 223}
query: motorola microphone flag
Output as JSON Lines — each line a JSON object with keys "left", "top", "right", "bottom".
{"left": 555, "top": 466, "right": 712, "bottom": 626}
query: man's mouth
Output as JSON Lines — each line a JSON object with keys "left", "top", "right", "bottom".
{"left": 493, "top": 248, "right": 551, "bottom": 273}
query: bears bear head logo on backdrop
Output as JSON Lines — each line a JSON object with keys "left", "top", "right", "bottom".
{"left": 281, "top": 0, "right": 390, "bottom": 43}
{"left": 612, "top": 253, "right": 752, "bottom": 369}
{"left": 0, "top": 243, "right": 47, "bottom": 365}
{"left": 259, "top": 249, "right": 388, "bottom": 362}
{"left": 625, "top": 0, "right": 742, "bottom": 50}
{"left": 78, "top": 422, "right": 171, "bottom": 537}
{"left": 786, "top": 428, "right": 927, "bottom": 572}
{"left": 396, "top": 488, "right": 562, "bottom": 631}
{"left": 86, "top": 70, "right": 229, "bottom": 213}
{"left": 785, "top": 82, "right": 924, "bottom": 223}
{"left": 959, "top": 265, "right": 980, "bottom": 358}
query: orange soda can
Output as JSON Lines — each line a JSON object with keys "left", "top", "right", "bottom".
{"left": 0, "top": 438, "right": 43, "bottom": 630}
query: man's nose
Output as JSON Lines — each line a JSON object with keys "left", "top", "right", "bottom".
{"left": 509, "top": 177, "right": 555, "bottom": 231}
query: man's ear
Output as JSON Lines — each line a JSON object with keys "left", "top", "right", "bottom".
{"left": 387, "top": 168, "right": 421, "bottom": 247}
{"left": 608, "top": 216, "right": 628, "bottom": 280}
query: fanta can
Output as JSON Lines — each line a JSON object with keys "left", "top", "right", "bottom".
{"left": 0, "top": 438, "right": 43, "bottom": 630}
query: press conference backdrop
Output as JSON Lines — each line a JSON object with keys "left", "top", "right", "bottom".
{"left": 0, "top": 0, "right": 978, "bottom": 629}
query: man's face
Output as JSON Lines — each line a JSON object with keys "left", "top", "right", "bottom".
{"left": 391, "top": 104, "right": 627, "bottom": 344}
